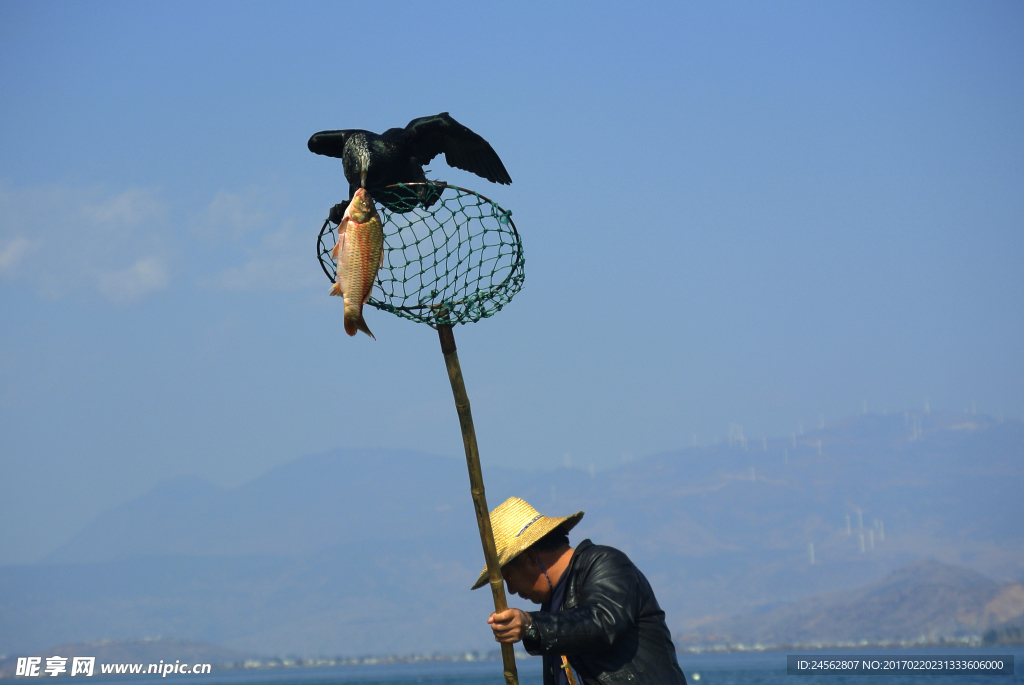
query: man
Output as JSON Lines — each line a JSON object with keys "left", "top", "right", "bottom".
{"left": 475, "top": 497, "right": 687, "bottom": 685}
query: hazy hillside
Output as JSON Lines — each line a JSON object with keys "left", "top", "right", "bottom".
{"left": 699, "top": 559, "right": 1024, "bottom": 645}
{"left": 44, "top": 449, "right": 485, "bottom": 563}
{"left": 2, "top": 411, "right": 1021, "bottom": 656}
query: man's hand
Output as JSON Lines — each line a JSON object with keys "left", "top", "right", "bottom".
{"left": 488, "top": 608, "right": 531, "bottom": 643}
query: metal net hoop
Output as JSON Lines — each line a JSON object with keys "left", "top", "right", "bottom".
{"left": 317, "top": 182, "right": 524, "bottom": 327}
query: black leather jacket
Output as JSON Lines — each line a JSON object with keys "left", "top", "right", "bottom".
{"left": 523, "top": 539, "right": 687, "bottom": 685}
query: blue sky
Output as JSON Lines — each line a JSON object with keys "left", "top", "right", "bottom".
{"left": 1, "top": 1, "right": 1022, "bottom": 564}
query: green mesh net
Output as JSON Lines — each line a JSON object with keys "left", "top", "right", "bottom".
{"left": 317, "top": 182, "right": 524, "bottom": 327}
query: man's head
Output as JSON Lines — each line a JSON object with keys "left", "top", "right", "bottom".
{"left": 500, "top": 526, "right": 572, "bottom": 604}
{"left": 471, "top": 497, "right": 584, "bottom": 591}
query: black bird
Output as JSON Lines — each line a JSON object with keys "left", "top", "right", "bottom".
{"left": 308, "top": 112, "right": 512, "bottom": 216}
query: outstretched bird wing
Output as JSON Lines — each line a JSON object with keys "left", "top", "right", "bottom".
{"left": 403, "top": 113, "right": 512, "bottom": 185}
{"left": 307, "top": 129, "right": 365, "bottom": 158}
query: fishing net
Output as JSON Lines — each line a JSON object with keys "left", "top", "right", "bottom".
{"left": 317, "top": 182, "right": 524, "bottom": 327}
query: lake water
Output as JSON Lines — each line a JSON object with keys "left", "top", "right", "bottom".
{"left": 78, "top": 646, "right": 1022, "bottom": 685}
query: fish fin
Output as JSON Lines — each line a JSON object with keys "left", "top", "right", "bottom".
{"left": 329, "top": 282, "right": 342, "bottom": 297}
{"left": 331, "top": 231, "right": 347, "bottom": 260}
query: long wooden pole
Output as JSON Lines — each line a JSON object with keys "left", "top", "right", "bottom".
{"left": 437, "top": 323, "right": 519, "bottom": 685}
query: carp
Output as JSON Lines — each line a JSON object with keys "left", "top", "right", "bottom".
{"left": 330, "top": 188, "right": 384, "bottom": 339}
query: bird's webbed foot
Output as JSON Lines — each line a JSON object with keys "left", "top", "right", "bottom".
{"left": 329, "top": 200, "right": 349, "bottom": 224}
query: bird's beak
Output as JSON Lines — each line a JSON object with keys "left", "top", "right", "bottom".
{"left": 360, "top": 164, "right": 368, "bottom": 189}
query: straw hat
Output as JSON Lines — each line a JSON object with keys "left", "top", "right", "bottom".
{"left": 471, "top": 497, "right": 584, "bottom": 590}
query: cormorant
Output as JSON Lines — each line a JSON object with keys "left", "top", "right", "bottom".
{"left": 308, "top": 112, "right": 512, "bottom": 217}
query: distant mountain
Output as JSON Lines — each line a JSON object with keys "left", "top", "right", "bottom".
{"left": 696, "top": 559, "right": 1024, "bottom": 645}
{"left": 44, "top": 449, "right": 485, "bottom": 563}
{"left": 2, "top": 412, "right": 1022, "bottom": 656}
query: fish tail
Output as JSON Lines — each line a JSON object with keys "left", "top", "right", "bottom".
{"left": 344, "top": 305, "right": 376, "bottom": 340}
